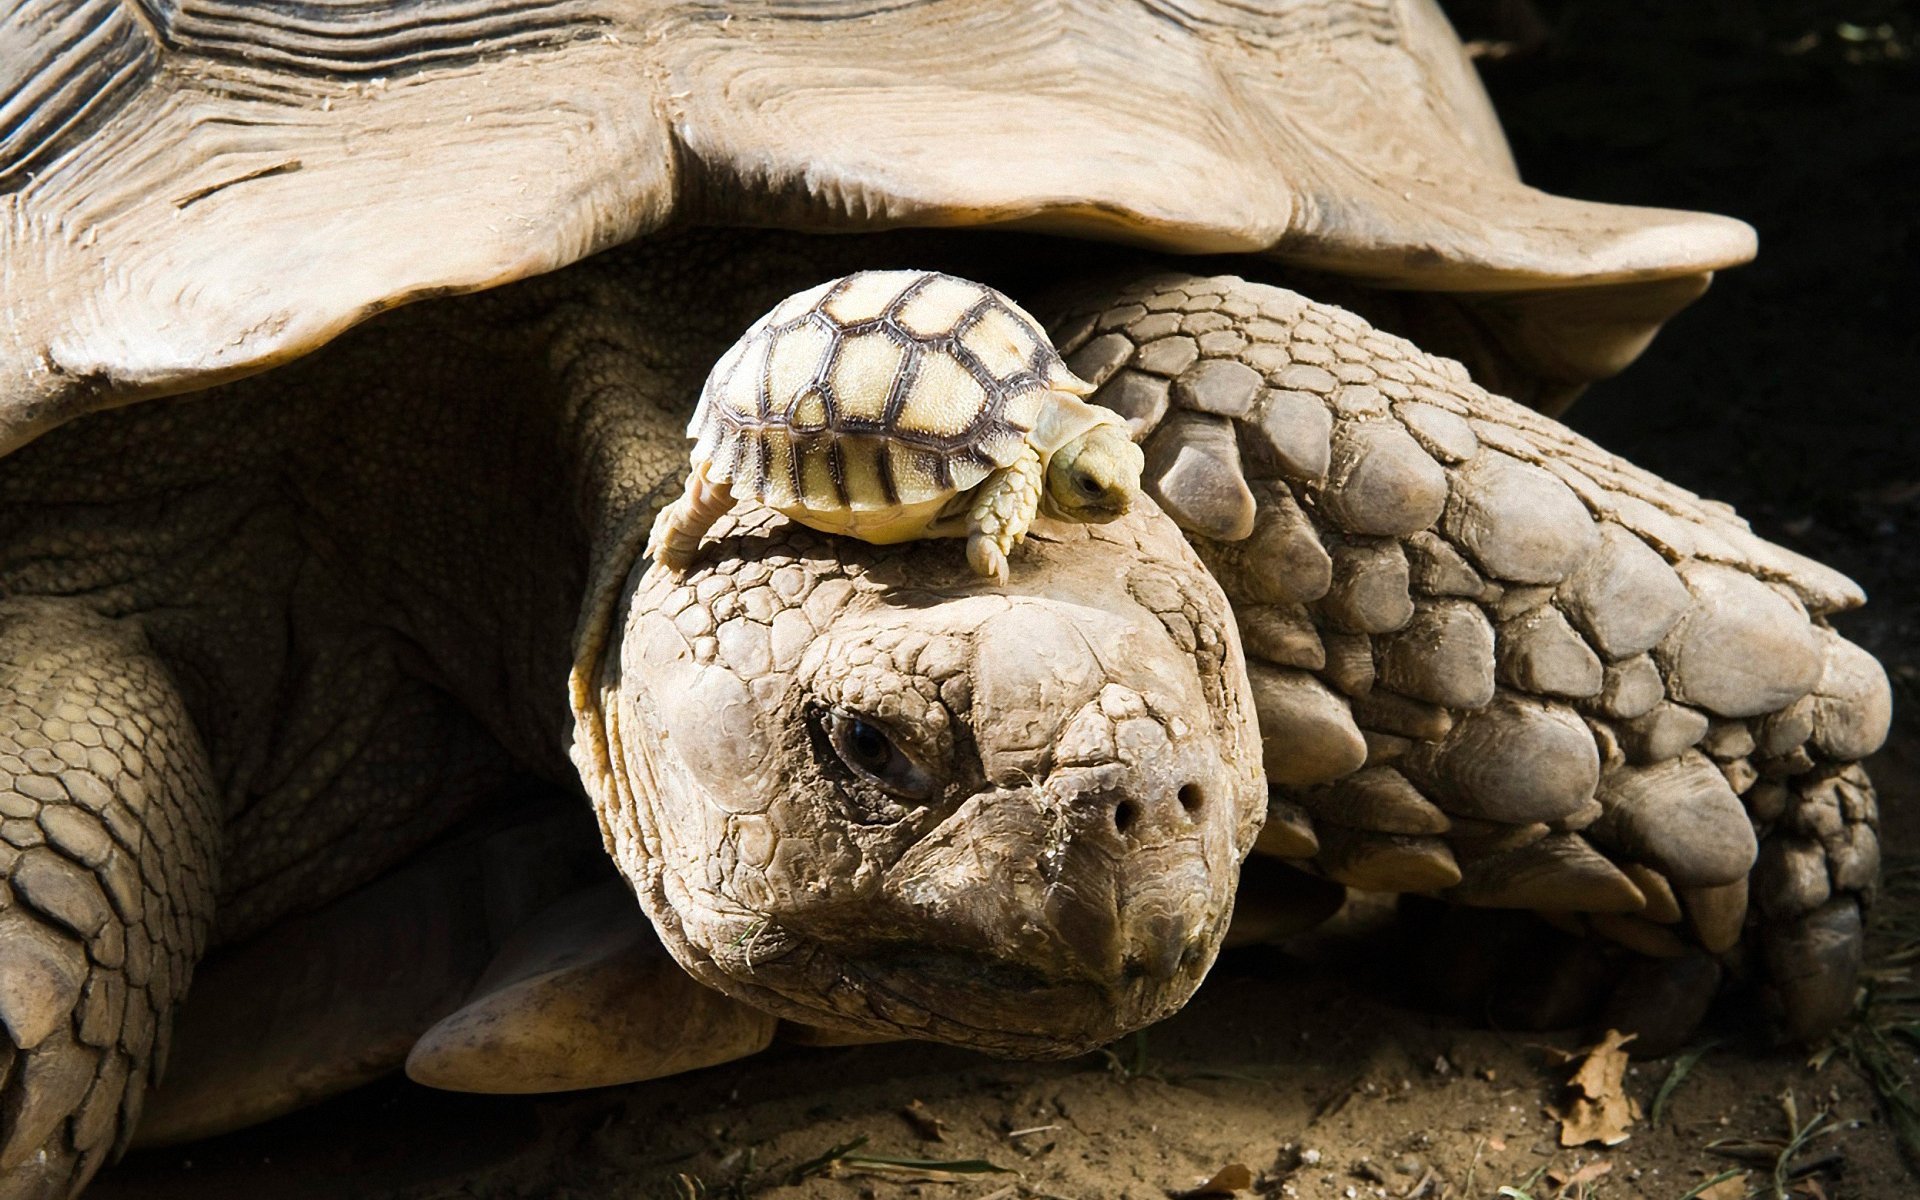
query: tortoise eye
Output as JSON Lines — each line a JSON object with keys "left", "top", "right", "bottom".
{"left": 844, "top": 719, "right": 891, "bottom": 770}
{"left": 825, "top": 710, "right": 939, "bottom": 801}
{"left": 1076, "top": 473, "right": 1105, "bottom": 498}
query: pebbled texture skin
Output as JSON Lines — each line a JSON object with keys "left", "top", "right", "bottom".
{"left": 0, "top": 600, "right": 219, "bottom": 1196}
{"left": 0, "top": 230, "right": 1260, "bottom": 1192}
{"left": 574, "top": 501, "right": 1263, "bottom": 1056}
{"left": 0, "top": 234, "right": 1893, "bottom": 1196}
{"left": 1048, "top": 271, "right": 1891, "bottom": 1040}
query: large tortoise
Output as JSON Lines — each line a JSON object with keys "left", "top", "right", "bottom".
{"left": 0, "top": 2, "right": 1892, "bottom": 1197}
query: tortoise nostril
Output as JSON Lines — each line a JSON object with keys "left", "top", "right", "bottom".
{"left": 1178, "top": 783, "right": 1205, "bottom": 815}
{"left": 1113, "top": 799, "right": 1140, "bottom": 834}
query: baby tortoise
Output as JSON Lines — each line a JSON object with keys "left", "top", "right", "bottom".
{"left": 647, "top": 270, "right": 1145, "bottom": 582}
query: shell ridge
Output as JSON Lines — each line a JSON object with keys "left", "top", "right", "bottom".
{"left": 876, "top": 435, "right": 901, "bottom": 507}
{"left": 782, "top": 421, "right": 803, "bottom": 503}
{"left": 885, "top": 271, "right": 941, "bottom": 319}
{"left": 955, "top": 292, "right": 999, "bottom": 338}
{"left": 755, "top": 317, "right": 779, "bottom": 424}
{"left": 755, "top": 425, "right": 774, "bottom": 502}
{"left": 825, "top": 434, "right": 850, "bottom": 509}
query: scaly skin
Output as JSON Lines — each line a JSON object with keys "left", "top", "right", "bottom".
{"left": 0, "top": 231, "right": 1262, "bottom": 1195}
{"left": 573, "top": 500, "right": 1262, "bottom": 1055}
{"left": 1049, "top": 270, "right": 1892, "bottom": 1043}
{"left": 0, "top": 601, "right": 219, "bottom": 1192}
{"left": 963, "top": 444, "right": 1043, "bottom": 584}
{"left": 0, "top": 235, "right": 1892, "bottom": 1196}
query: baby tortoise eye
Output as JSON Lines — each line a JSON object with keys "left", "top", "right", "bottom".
{"left": 1075, "top": 472, "right": 1105, "bottom": 498}
{"left": 825, "top": 709, "right": 940, "bottom": 801}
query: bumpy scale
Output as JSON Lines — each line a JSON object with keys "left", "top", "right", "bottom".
{"left": 1051, "top": 270, "right": 1893, "bottom": 1044}
{"left": 646, "top": 270, "right": 1145, "bottom": 583}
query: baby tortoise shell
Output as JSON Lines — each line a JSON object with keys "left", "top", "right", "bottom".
{"left": 649, "top": 270, "right": 1142, "bottom": 581}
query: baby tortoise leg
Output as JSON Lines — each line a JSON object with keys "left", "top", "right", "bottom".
{"left": 965, "top": 444, "right": 1044, "bottom": 584}
{"left": 645, "top": 460, "right": 736, "bottom": 573}
{"left": 1, "top": 598, "right": 219, "bottom": 1200}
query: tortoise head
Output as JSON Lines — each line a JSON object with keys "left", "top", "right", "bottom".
{"left": 1043, "top": 421, "right": 1144, "bottom": 524}
{"left": 571, "top": 504, "right": 1264, "bottom": 1057}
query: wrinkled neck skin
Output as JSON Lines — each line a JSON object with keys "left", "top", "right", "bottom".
{"left": 569, "top": 496, "right": 1265, "bottom": 1055}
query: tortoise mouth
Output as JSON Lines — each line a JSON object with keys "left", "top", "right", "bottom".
{"left": 799, "top": 934, "right": 1222, "bottom": 1058}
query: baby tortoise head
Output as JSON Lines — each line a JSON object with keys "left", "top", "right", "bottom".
{"left": 577, "top": 501, "right": 1264, "bottom": 1057}
{"left": 1043, "top": 421, "right": 1143, "bottom": 523}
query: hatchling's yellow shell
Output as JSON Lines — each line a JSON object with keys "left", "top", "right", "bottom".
{"left": 689, "top": 271, "right": 1091, "bottom": 518}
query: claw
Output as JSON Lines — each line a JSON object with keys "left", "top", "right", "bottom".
{"left": 1144, "top": 412, "right": 1256, "bottom": 541}
{"left": 966, "top": 532, "right": 1010, "bottom": 585}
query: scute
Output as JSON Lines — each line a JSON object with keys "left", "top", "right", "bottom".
{"left": 961, "top": 306, "right": 1045, "bottom": 383}
{"left": 886, "top": 441, "right": 950, "bottom": 505}
{"left": 895, "top": 350, "right": 992, "bottom": 443}
{"left": 763, "top": 320, "right": 835, "bottom": 422}
{"left": 823, "top": 271, "right": 924, "bottom": 325}
{"left": 716, "top": 334, "right": 771, "bottom": 422}
{"left": 768, "top": 279, "right": 839, "bottom": 327}
{"left": 1000, "top": 389, "right": 1048, "bottom": 439}
{"left": 977, "top": 425, "right": 1029, "bottom": 469}
{"left": 839, "top": 438, "right": 895, "bottom": 511}
{"left": 895, "top": 276, "right": 993, "bottom": 340}
{"left": 798, "top": 441, "right": 841, "bottom": 507}
{"left": 760, "top": 431, "right": 802, "bottom": 508}
{"left": 826, "top": 332, "right": 907, "bottom": 427}
{"left": 788, "top": 388, "right": 831, "bottom": 433}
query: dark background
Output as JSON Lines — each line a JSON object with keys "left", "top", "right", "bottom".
{"left": 1471, "top": 0, "right": 1918, "bottom": 701}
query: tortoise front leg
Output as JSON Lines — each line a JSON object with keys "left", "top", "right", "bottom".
{"left": 964, "top": 443, "right": 1043, "bottom": 584}
{"left": 1, "top": 599, "right": 219, "bottom": 1199}
{"left": 1046, "top": 271, "right": 1890, "bottom": 1044}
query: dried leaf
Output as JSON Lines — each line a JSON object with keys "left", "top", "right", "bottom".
{"left": 1174, "top": 1162, "right": 1255, "bottom": 1197}
{"left": 1551, "top": 1029, "right": 1640, "bottom": 1147}
{"left": 1547, "top": 1159, "right": 1612, "bottom": 1191}
{"left": 902, "top": 1099, "right": 948, "bottom": 1142}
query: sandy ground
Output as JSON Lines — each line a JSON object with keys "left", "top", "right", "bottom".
{"left": 91, "top": 3, "right": 1920, "bottom": 1198}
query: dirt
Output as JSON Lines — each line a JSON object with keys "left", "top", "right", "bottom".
{"left": 89, "top": 3, "right": 1920, "bottom": 1199}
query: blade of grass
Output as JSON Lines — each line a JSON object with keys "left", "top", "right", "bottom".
{"left": 786, "top": 1134, "right": 870, "bottom": 1183}
{"left": 1770, "top": 1091, "right": 1836, "bottom": 1200}
{"left": 1651, "top": 1040, "right": 1724, "bottom": 1128}
{"left": 839, "top": 1152, "right": 1015, "bottom": 1176}
{"left": 1847, "top": 1022, "right": 1920, "bottom": 1167}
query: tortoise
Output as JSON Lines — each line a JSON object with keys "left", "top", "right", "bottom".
{"left": 646, "top": 269, "right": 1144, "bottom": 582}
{"left": 0, "top": 2, "right": 1892, "bottom": 1197}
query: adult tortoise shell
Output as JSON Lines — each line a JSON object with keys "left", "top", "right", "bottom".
{"left": 648, "top": 270, "right": 1144, "bottom": 582}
